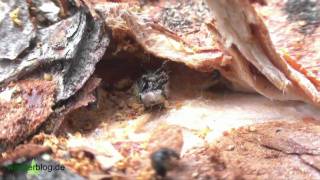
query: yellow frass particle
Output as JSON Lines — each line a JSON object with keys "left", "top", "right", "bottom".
{"left": 44, "top": 73, "right": 53, "bottom": 81}
{"left": 197, "top": 127, "right": 211, "bottom": 138}
{"left": 9, "top": 8, "right": 22, "bottom": 27}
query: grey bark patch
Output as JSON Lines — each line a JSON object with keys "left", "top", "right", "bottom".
{"left": 285, "top": 0, "right": 320, "bottom": 34}
{"left": 56, "top": 16, "right": 110, "bottom": 101}
{"left": 0, "top": 9, "right": 110, "bottom": 102}
{"left": 0, "top": 0, "right": 36, "bottom": 60}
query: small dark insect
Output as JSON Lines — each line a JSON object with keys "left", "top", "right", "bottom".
{"left": 211, "top": 69, "right": 221, "bottom": 80}
{"left": 86, "top": 89, "right": 100, "bottom": 110}
{"left": 135, "top": 66, "right": 169, "bottom": 108}
{"left": 203, "top": 69, "right": 222, "bottom": 90}
{"left": 150, "top": 148, "right": 180, "bottom": 178}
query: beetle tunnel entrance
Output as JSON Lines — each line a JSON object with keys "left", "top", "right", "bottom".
{"left": 57, "top": 49, "right": 227, "bottom": 135}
